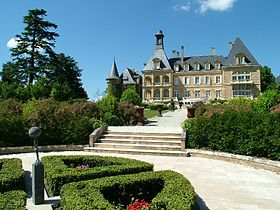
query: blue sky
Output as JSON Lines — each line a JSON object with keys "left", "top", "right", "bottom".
{"left": 1, "top": 0, "right": 280, "bottom": 99}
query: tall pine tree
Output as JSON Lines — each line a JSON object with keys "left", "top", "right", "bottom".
{"left": 10, "top": 9, "right": 59, "bottom": 84}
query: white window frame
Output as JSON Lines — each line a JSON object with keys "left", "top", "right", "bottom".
{"left": 174, "top": 77, "right": 179, "bottom": 85}
{"left": 174, "top": 90, "right": 179, "bottom": 98}
{"left": 194, "top": 76, "right": 200, "bottom": 84}
{"left": 184, "top": 77, "right": 189, "bottom": 85}
{"left": 215, "top": 76, "right": 221, "bottom": 84}
{"left": 184, "top": 90, "right": 190, "bottom": 98}
{"left": 216, "top": 90, "right": 221, "bottom": 99}
{"left": 206, "top": 90, "right": 211, "bottom": 99}
{"left": 195, "top": 90, "right": 200, "bottom": 98}
{"left": 205, "top": 76, "right": 210, "bottom": 84}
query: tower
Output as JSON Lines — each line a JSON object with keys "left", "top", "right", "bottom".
{"left": 155, "top": 30, "right": 164, "bottom": 49}
{"left": 106, "top": 59, "right": 122, "bottom": 98}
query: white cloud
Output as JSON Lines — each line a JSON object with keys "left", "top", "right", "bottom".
{"left": 173, "top": 0, "right": 237, "bottom": 14}
{"left": 173, "top": 1, "right": 191, "bottom": 12}
{"left": 198, "top": 0, "right": 237, "bottom": 14}
{"left": 7, "top": 38, "right": 18, "bottom": 48}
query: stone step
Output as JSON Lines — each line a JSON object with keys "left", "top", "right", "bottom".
{"left": 101, "top": 134, "right": 181, "bottom": 141}
{"left": 99, "top": 139, "right": 181, "bottom": 146}
{"left": 84, "top": 147, "right": 189, "bottom": 157}
{"left": 94, "top": 143, "right": 181, "bottom": 151}
{"left": 105, "top": 131, "right": 181, "bottom": 137}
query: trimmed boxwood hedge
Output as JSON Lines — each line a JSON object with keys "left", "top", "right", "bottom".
{"left": 42, "top": 155, "right": 154, "bottom": 196}
{"left": 60, "top": 170, "right": 197, "bottom": 210}
{"left": 0, "top": 158, "right": 25, "bottom": 193}
{"left": 0, "top": 190, "right": 26, "bottom": 210}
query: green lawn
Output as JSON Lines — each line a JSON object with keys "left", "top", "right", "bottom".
{"left": 144, "top": 109, "right": 168, "bottom": 119}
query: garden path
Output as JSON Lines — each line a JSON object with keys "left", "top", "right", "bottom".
{"left": 1, "top": 151, "right": 280, "bottom": 210}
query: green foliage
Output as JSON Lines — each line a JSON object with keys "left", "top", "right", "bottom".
{"left": 142, "top": 102, "right": 169, "bottom": 111}
{"left": 120, "top": 86, "right": 142, "bottom": 106}
{"left": 60, "top": 170, "right": 197, "bottom": 210}
{"left": 103, "top": 112, "right": 120, "bottom": 126}
{"left": 260, "top": 66, "right": 276, "bottom": 92}
{"left": 98, "top": 94, "right": 118, "bottom": 114}
{"left": 255, "top": 89, "right": 280, "bottom": 112}
{"left": 0, "top": 158, "right": 25, "bottom": 193}
{"left": 42, "top": 155, "right": 154, "bottom": 196}
{"left": 0, "top": 99, "right": 30, "bottom": 147}
{"left": 118, "top": 102, "right": 140, "bottom": 125}
{"left": 182, "top": 110, "right": 280, "bottom": 160}
{"left": 0, "top": 190, "right": 26, "bottom": 210}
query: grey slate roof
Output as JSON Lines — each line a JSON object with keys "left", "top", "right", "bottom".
{"left": 107, "top": 59, "right": 120, "bottom": 80}
{"left": 143, "top": 48, "right": 172, "bottom": 71}
{"left": 225, "top": 37, "right": 259, "bottom": 66}
{"left": 120, "top": 68, "right": 139, "bottom": 85}
{"left": 169, "top": 55, "right": 227, "bottom": 71}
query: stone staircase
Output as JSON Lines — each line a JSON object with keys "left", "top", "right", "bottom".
{"left": 84, "top": 127, "right": 189, "bottom": 157}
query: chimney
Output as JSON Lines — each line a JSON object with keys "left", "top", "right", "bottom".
{"left": 229, "top": 42, "right": 233, "bottom": 51}
{"left": 181, "top": 46, "right": 184, "bottom": 63}
{"left": 211, "top": 47, "right": 215, "bottom": 55}
{"left": 172, "top": 50, "right": 177, "bottom": 58}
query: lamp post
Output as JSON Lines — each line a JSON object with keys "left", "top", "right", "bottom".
{"left": 29, "top": 127, "right": 44, "bottom": 205}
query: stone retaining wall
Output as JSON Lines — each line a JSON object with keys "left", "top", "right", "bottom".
{"left": 188, "top": 149, "right": 280, "bottom": 174}
{"left": 0, "top": 145, "right": 86, "bottom": 155}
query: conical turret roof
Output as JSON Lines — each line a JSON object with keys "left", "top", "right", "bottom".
{"left": 106, "top": 59, "right": 120, "bottom": 80}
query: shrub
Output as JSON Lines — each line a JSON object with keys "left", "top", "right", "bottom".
{"left": 118, "top": 102, "right": 139, "bottom": 125}
{"left": 0, "top": 158, "right": 25, "bottom": 193}
{"left": 182, "top": 110, "right": 280, "bottom": 160}
{"left": 0, "top": 190, "right": 26, "bottom": 210}
{"left": 255, "top": 89, "right": 280, "bottom": 112}
{"left": 60, "top": 170, "right": 197, "bottom": 210}
{"left": 120, "top": 86, "right": 142, "bottom": 106}
{"left": 0, "top": 99, "right": 29, "bottom": 147}
{"left": 42, "top": 155, "right": 154, "bottom": 196}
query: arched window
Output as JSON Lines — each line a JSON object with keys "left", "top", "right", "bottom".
{"left": 145, "top": 90, "right": 151, "bottom": 99}
{"left": 154, "top": 76, "right": 160, "bottom": 85}
{"left": 163, "top": 89, "right": 169, "bottom": 98}
{"left": 145, "top": 76, "right": 152, "bottom": 85}
{"left": 154, "top": 89, "right": 160, "bottom": 99}
{"left": 163, "top": 75, "right": 169, "bottom": 85}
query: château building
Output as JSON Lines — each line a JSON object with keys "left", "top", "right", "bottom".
{"left": 142, "top": 30, "right": 261, "bottom": 103}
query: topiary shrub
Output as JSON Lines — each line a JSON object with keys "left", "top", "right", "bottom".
{"left": 42, "top": 155, "right": 154, "bottom": 196}
{"left": 60, "top": 170, "right": 197, "bottom": 210}
{"left": 0, "top": 158, "right": 25, "bottom": 193}
{"left": 0, "top": 190, "right": 26, "bottom": 210}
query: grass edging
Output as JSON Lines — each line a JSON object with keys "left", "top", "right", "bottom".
{"left": 42, "top": 155, "right": 154, "bottom": 196}
{"left": 61, "top": 170, "right": 197, "bottom": 210}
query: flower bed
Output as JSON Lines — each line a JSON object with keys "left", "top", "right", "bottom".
{"left": 0, "top": 158, "right": 25, "bottom": 193}
{"left": 42, "top": 155, "right": 154, "bottom": 196}
{"left": 60, "top": 170, "right": 197, "bottom": 210}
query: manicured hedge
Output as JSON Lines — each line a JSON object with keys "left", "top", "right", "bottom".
{"left": 61, "top": 170, "right": 197, "bottom": 210}
{"left": 183, "top": 109, "right": 280, "bottom": 160}
{"left": 0, "top": 190, "right": 26, "bottom": 210}
{"left": 42, "top": 155, "right": 154, "bottom": 196}
{"left": 0, "top": 158, "right": 25, "bottom": 192}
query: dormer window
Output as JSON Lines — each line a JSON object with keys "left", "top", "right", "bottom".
{"left": 174, "top": 64, "right": 180, "bottom": 72}
{"left": 153, "top": 58, "right": 161, "bottom": 69}
{"left": 235, "top": 54, "right": 245, "bottom": 65}
{"left": 184, "top": 64, "right": 190, "bottom": 71}
{"left": 204, "top": 62, "right": 210, "bottom": 70}
{"left": 215, "top": 62, "right": 221, "bottom": 69}
{"left": 194, "top": 62, "right": 200, "bottom": 71}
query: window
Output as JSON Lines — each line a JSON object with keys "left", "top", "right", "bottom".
{"left": 174, "top": 65, "right": 179, "bottom": 72}
{"left": 194, "top": 76, "right": 200, "bottom": 84}
{"left": 205, "top": 76, "right": 210, "bottom": 84}
{"left": 232, "top": 84, "right": 252, "bottom": 97}
{"left": 154, "top": 76, "right": 160, "bottom": 85}
{"left": 204, "top": 63, "right": 210, "bottom": 70}
{"left": 215, "top": 76, "right": 221, "bottom": 84}
{"left": 184, "top": 77, "right": 189, "bottom": 85}
{"left": 174, "top": 90, "right": 179, "bottom": 98}
{"left": 194, "top": 63, "right": 200, "bottom": 70}
{"left": 154, "top": 89, "right": 160, "bottom": 99}
{"left": 163, "top": 89, "right": 169, "bottom": 98}
{"left": 232, "top": 71, "right": 251, "bottom": 82}
{"left": 215, "top": 62, "right": 221, "bottom": 69}
{"left": 163, "top": 76, "right": 169, "bottom": 85}
{"left": 206, "top": 90, "right": 211, "bottom": 99}
{"left": 236, "top": 56, "right": 245, "bottom": 65}
{"left": 145, "top": 77, "right": 152, "bottom": 85}
{"left": 174, "top": 77, "right": 179, "bottom": 85}
{"left": 185, "top": 64, "right": 190, "bottom": 71}
{"left": 195, "top": 91, "right": 200, "bottom": 98}
{"left": 216, "top": 90, "right": 221, "bottom": 99}
{"left": 184, "top": 90, "right": 190, "bottom": 98}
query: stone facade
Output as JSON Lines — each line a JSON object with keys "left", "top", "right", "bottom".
{"left": 142, "top": 30, "right": 261, "bottom": 103}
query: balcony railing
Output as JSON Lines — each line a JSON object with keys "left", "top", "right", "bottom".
{"left": 231, "top": 79, "right": 254, "bottom": 84}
